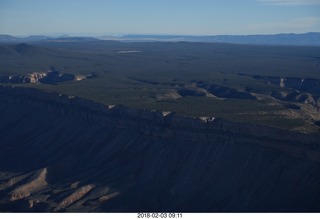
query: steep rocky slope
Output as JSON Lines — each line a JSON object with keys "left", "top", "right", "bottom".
{"left": 0, "top": 86, "right": 320, "bottom": 212}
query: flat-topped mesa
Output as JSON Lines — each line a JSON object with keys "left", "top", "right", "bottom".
{"left": 0, "top": 85, "right": 214, "bottom": 128}
{"left": 1, "top": 85, "right": 320, "bottom": 212}
{"left": 0, "top": 85, "right": 319, "bottom": 146}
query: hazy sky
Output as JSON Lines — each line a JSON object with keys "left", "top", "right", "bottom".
{"left": 0, "top": 0, "right": 319, "bottom": 36}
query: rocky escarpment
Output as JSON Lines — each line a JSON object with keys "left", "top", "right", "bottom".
{"left": 253, "top": 76, "right": 320, "bottom": 96}
{"left": 249, "top": 75, "right": 320, "bottom": 107}
{"left": 0, "top": 86, "right": 320, "bottom": 212}
{"left": 0, "top": 70, "right": 94, "bottom": 85}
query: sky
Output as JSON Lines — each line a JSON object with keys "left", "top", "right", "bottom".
{"left": 0, "top": 0, "right": 319, "bottom": 36}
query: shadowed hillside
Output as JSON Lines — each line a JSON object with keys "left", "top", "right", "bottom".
{"left": 0, "top": 86, "right": 320, "bottom": 212}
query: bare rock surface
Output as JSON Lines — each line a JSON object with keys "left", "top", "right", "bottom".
{"left": 10, "top": 168, "right": 47, "bottom": 201}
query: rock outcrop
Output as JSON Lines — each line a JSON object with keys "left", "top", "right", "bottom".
{"left": 0, "top": 85, "right": 319, "bottom": 212}
{"left": 0, "top": 71, "right": 94, "bottom": 85}
{"left": 252, "top": 75, "right": 320, "bottom": 105}
{"left": 10, "top": 168, "right": 48, "bottom": 201}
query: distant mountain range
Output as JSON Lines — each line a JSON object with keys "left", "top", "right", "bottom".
{"left": 1, "top": 32, "right": 319, "bottom": 46}
{"left": 0, "top": 34, "right": 50, "bottom": 42}
{"left": 0, "top": 35, "right": 100, "bottom": 43}
{"left": 104, "top": 32, "right": 320, "bottom": 46}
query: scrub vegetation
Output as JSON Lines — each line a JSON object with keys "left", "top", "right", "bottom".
{"left": 1, "top": 40, "right": 320, "bottom": 133}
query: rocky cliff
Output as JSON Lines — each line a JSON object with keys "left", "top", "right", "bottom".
{"left": 0, "top": 71, "right": 93, "bottom": 85}
{"left": 0, "top": 85, "right": 320, "bottom": 212}
{"left": 251, "top": 75, "right": 320, "bottom": 107}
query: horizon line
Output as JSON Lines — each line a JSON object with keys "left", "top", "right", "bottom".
{"left": 1, "top": 31, "right": 320, "bottom": 38}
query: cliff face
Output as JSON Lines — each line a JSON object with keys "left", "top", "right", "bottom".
{"left": 0, "top": 86, "right": 320, "bottom": 212}
{"left": 251, "top": 76, "right": 320, "bottom": 107}
{"left": 0, "top": 71, "right": 93, "bottom": 85}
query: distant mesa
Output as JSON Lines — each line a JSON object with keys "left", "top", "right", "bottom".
{"left": 0, "top": 70, "right": 94, "bottom": 85}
